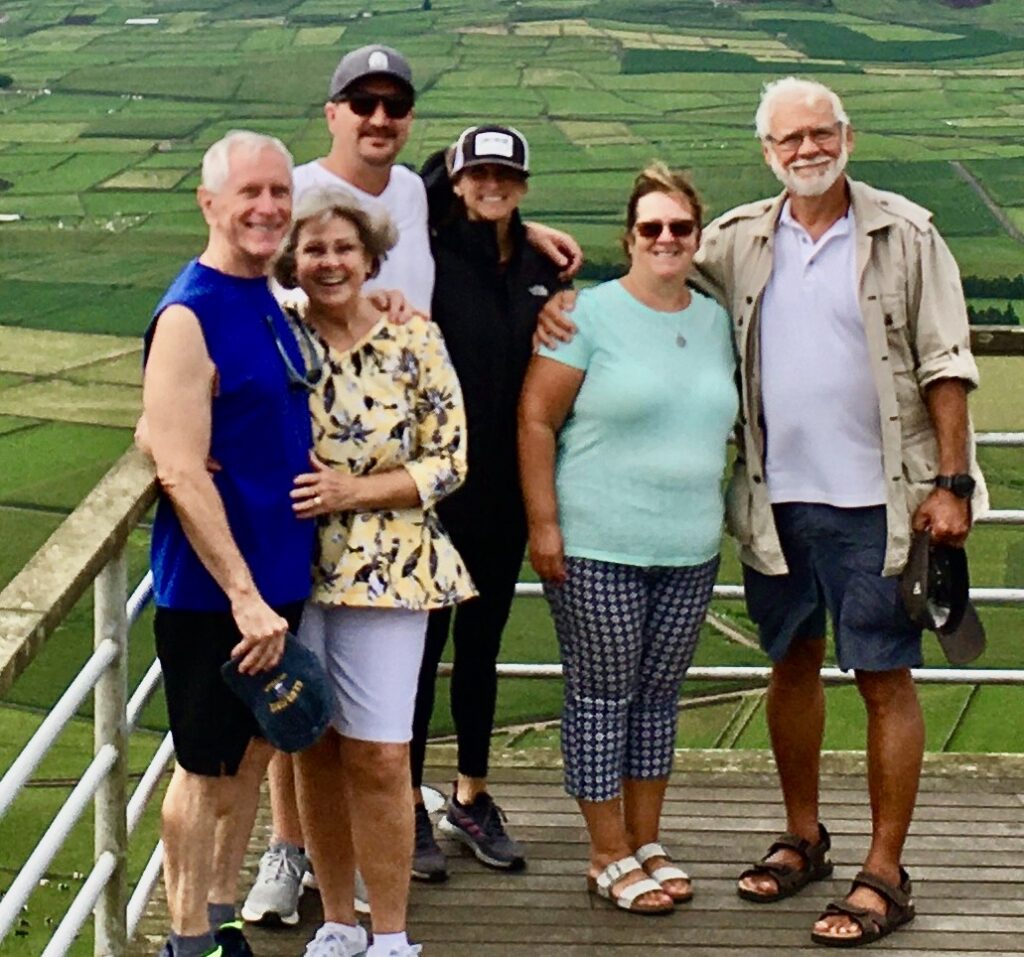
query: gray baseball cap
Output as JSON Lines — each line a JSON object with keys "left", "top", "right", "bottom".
{"left": 329, "top": 44, "right": 414, "bottom": 100}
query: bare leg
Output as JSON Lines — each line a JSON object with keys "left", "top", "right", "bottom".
{"left": 163, "top": 757, "right": 262, "bottom": 937}
{"left": 738, "top": 638, "right": 826, "bottom": 898}
{"left": 813, "top": 668, "right": 923, "bottom": 941}
{"left": 343, "top": 738, "right": 412, "bottom": 935}
{"left": 454, "top": 773, "right": 488, "bottom": 805}
{"left": 267, "top": 750, "right": 305, "bottom": 847}
{"left": 623, "top": 776, "right": 689, "bottom": 899}
{"left": 208, "top": 739, "right": 274, "bottom": 906}
{"left": 580, "top": 796, "right": 672, "bottom": 911}
{"left": 294, "top": 730, "right": 356, "bottom": 925}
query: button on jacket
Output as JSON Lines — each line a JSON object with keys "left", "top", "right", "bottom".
{"left": 693, "top": 178, "right": 988, "bottom": 577}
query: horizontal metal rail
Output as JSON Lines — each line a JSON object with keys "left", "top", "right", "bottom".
{"left": 458, "top": 663, "right": 1024, "bottom": 684}
{"left": 0, "top": 639, "right": 117, "bottom": 820}
{"left": 127, "top": 733, "right": 175, "bottom": 835}
{"left": 39, "top": 851, "right": 116, "bottom": 957}
{"left": 0, "top": 744, "right": 117, "bottom": 941}
{"left": 127, "top": 841, "right": 165, "bottom": 940}
{"left": 512, "top": 582, "right": 1024, "bottom": 605}
{"left": 976, "top": 431, "right": 1024, "bottom": 446}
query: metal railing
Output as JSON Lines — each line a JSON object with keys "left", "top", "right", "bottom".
{"left": 2, "top": 430, "right": 1024, "bottom": 954}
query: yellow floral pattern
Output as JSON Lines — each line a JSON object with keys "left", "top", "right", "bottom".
{"left": 296, "top": 309, "right": 476, "bottom": 610}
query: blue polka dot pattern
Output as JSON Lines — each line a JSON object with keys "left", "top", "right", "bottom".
{"left": 544, "top": 556, "right": 719, "bottom": 801}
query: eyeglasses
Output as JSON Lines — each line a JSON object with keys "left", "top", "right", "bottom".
{"left": 335, "top": 91, "right": 414, "bottom": 120}
{"left": 634, "top": 219, "right": 698, "bottom": 240}
{"left": 765, "top": 122, "right": 843, "bottom": 155}
{"left": 264, "top": 313, "right": 325, "bottom": 393}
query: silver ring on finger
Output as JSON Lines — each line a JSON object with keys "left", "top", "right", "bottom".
{"left": 313, "top": 494, "right": 322, "bottom": 507}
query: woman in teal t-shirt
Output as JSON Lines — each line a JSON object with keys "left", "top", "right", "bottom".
{"left": 519, "top": 163, "right": 737, "bottom": 916}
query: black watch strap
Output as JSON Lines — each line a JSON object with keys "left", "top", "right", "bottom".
{"left": 934, "top": 473, "right": 976, "bottom": 499}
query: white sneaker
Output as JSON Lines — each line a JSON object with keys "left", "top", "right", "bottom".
{"left": 241, "top": 842, "right": 308, "bottom": 926}
{"left": 373, "top": 945, "right": 422, "bottom": 957}
{"left": 304, "top": 923, "right": 368, "bottom": 957}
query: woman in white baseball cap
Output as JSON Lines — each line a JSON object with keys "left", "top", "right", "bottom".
{"left": 408, "top": 125, "right": 566, "bottom": 882}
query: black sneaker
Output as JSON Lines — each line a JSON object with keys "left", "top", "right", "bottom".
{"left": 438, "top": 791, "right": 525, "bottom": 871}
{"left": 412, "top": 802, "right": 448, "bottom": 882}
{"left": 215, "top": 921, "right": 253, "bottom": 957}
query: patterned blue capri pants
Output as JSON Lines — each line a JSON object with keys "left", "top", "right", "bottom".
{"left": 543, "top": 556, "right": 719, "bottom": 802}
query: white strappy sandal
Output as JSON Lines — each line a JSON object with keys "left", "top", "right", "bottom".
{"left": 635, "top": 842, "right": 693, "bottom": 902}
{"left": 586, "top": 854, "right": 674, "bottom": 914}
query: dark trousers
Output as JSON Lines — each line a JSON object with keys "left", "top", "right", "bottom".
{"left": 410, "top": 520, "right": 527, "bottom": 788}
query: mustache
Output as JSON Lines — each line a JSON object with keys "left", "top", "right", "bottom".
{"left": 359, "top": 124, "right": 397, "bottom": 139}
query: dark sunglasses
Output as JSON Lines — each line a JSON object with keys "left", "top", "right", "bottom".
{"left": 336, "top": 91, "right": 414, "bottom": 120}
{"left": 264, "top": 313, "right": 325, "bottom": 393}
{"left": 634, "top": 219, "right": 698, "bottom": 240}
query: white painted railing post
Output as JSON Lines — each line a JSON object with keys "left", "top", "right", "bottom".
{"left": 94, "top": 549, "right": 128, "bottom": 956}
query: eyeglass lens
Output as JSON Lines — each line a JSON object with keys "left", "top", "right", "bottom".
{"left": 772, "top": 124, "right": 841, "bottom": 153}
{"left": 343, "top": 92, "right": 413, "bottom": 119}
{"left": 635, "top": 219, "right": 697, "bottom": 239}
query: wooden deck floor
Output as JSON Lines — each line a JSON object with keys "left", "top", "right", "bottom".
{"left": 130, "top": 750, "right": 1024, "bottom": 956}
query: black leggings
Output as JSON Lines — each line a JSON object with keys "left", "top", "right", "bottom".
{"left": 410, "top": 522, "right": 527, "bottom": 788}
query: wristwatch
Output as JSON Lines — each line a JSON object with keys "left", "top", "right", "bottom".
{"left": 934, "top": 473, "right": 976, "bottom": 499}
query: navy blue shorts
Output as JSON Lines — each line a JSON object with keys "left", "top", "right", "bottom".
{"left": 743, "top": 503, "right": 922, "bottom": 672}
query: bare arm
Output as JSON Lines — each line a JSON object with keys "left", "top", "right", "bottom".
{"left": 534, "top": 288, "right": 579, "bottom": 351}
{"left": 144, "top": 304, "right": 287, "bottom": 673}
{"left": 518, "top": 356, "right": 585, "bottom": 583}
{"left": 911, "top": 377, "right": 971, "bottom": 546}
{"left": 292, "top": 452, "right": 420, "bottom": 516}
{"left": 523, "top": 222, "right": 583, "bottom": 281}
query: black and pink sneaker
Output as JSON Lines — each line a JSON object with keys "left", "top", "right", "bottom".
{"left": 438, "top": 790, "right": 525, "bottom": 871}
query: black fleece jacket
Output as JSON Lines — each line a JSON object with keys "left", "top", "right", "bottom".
{"left": 420, "top": 150, "right": 564, "bottom": 538}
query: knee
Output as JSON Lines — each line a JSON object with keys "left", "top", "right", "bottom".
{"left": 344, "top": 740, "right": 408, "bottom": 792}
{"left": 772, "top": 640, "right": 826, "bottom": 691}
{"left": 162, "top": 766, "right": 214, "bottom": 832}
{"left": 855, "top": 668, "right": 917, "bottom": 713}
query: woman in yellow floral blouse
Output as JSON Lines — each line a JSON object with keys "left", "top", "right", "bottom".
{"left": 273, "top": 184, "right": 474, "bottom": 957}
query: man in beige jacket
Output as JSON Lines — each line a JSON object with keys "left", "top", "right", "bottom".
{"left": 695, "top": 77, "right": 985, "bottom": 947}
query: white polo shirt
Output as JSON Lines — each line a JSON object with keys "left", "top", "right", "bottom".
{"left": 292, "top": 160, "right": 435, "bottom": 314}
{"left": 760, "top": 201, "right": 886, "bottom": 507}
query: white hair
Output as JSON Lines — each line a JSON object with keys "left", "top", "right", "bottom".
{"left": 754, "top": 77, "right": 850, "bottom": 140}
{"left": 201, "top": 129, "right": 293, "bottom": 192}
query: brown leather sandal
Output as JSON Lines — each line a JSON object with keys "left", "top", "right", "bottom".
{"left": 737, "top": 822, "right": 833, "bottom": 903}
{"left": 810, "top": 867, "right": 915, "bottom": 948}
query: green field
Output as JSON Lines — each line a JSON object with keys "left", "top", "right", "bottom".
{"left": 2, "top": 1, "right": 1024, "bottom": 950}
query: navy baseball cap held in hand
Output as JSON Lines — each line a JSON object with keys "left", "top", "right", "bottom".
{"left": 220, "top": 633, "right": 331, "bottom": 753}
{"left": 899, "top": 530, "right": 986, "bottom": 665}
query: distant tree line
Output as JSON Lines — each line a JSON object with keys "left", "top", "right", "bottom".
{"left": 962, "top": 274, "right": 1024, "bottom": 298}
{"left": 968, "top": 302, "right": 1020, "bottom": 326}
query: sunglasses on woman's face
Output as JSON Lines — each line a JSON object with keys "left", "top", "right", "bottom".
{"left": 336, "top": 91, "right": 414, "bottom": 120}
{"left": 634, "top": 219, "right": 698, "bottom": 240}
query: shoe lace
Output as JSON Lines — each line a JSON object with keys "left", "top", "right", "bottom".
{"left": 258, "top": 844, "right": 302, "bottom": 884}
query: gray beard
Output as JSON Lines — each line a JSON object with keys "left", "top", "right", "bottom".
{"left": 770, "top": 144, "right": 849, "bottom": 198}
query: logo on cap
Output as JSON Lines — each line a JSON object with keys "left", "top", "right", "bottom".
{"left": 368, "top": 50, "right": 389, "bottom": 71}
{"left": 475, "top": 131, "right": 515, "bottom": 159}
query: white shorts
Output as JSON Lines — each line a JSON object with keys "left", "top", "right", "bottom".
{"left": 296, "top": 603, "right": 428, "bottom": 743}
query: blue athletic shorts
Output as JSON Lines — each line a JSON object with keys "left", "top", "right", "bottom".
{"left": 742, "top": 503, "right": 922, "bottom": 672}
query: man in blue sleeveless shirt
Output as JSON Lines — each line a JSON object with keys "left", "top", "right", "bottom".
{"left": 143, "top": 130, "right": 315, "bottom": 957}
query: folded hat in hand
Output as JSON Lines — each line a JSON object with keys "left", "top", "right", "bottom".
{"left": 900, "top": 531, "right": 986, "bottom": 666}
{"left": 220, "top": 633, "right": 331, "bottom": 753}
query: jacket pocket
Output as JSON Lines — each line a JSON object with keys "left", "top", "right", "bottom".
{"left": 881, "top": 293, "right": 915, "bottom": 372}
